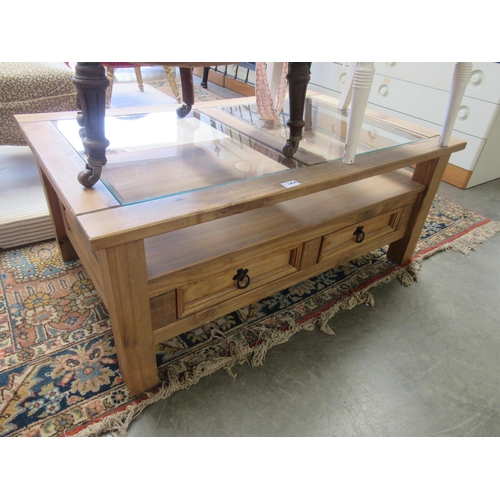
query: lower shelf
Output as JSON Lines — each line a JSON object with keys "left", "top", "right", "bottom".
{"left": 147, "top": 168, "right": 425, "bottom": 342}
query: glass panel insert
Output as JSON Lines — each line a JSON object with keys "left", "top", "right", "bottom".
{"left": 52, "top": 96, "right": 423, "bottom": 206}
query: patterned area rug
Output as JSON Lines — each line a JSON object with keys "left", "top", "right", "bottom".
{"left": 1, "top": 195, "right": 499, "bottom": 437}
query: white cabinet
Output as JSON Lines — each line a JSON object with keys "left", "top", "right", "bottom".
{"left": 309, "top": 62, "right": 500, "bottom": 188}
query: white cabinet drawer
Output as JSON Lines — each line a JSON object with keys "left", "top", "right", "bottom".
{"left": 367, "top": 102, "right": 485, "bottom": 172}
{"left": 368, "top": 75, "right": 498, "bottom": 138}
{"left": 373, "top": 62, "right": 500, "bottom": 104}
{"left": 311, "top": 62, "right": 500, "bottom": 105}
{"left": 310, "top": 63, "right": 499, "bottom": 139}
{"left": 310, "top": 62, "right": 346, "bottom": 93}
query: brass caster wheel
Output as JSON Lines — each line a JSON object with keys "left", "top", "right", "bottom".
{"left": 176, "top": 104, "right": 192, "bottom": 118}
{"left": 77, "top": 167, "right": 101, "bottom": 188}
{"left": 282, "top": 140, "right": 299, "bottom": 158}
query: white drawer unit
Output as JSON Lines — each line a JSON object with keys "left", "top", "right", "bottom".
{"left": 309, "top": 62, "right": 500, "bottom": 188}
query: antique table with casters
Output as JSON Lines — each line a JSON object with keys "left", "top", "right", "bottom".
{"left": 69, "top": 62, "right": 312, "bottom": 187}
{"left": 17, "top": 89, "right": 466, "bottom": 395}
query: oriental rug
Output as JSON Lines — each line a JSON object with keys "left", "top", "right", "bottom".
{"left": 1, "top": 195, "right": 499, "bottom": 437}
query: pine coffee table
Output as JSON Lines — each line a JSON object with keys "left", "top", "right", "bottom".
{"left": 17, "top": 93, "right": 466, "bottom": 395}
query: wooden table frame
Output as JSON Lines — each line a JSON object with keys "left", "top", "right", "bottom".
{"left": 17, "top": 97, "right": 466, "bottom": 395}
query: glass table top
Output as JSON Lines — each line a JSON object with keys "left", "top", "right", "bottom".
{"left": 52, "top": 96, "right": 423, "bottom": 206}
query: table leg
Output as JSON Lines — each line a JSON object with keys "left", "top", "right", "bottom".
{"left": 201, "top": 66, "right": 210, "bottom": 88}
{"left": 177, "top": 67, "right": 195, "bottom": 117}
{"left": 72, "top": 63, "right": 110, "bottom": 188}
{"left": 164, "top": 66, "right": 181, "bottom": 102}
{"left": 338, "top": 62, "right": 357, "bottom": 111}
{"left": 98, "top": 240, "right": 159, "bottom": 395}
{"left": 38, "top": 168, "right": 78, "bottom": 261}
{"left": 105, "top": 66, "right": 115, "bottom": 108}
{"left": 439, "top": 62, "right": 473, "bottom": 147}
{"left": 387, "top": 153, "right": 452, "bottom": 264}
{"left": 282, "top": 62, "right": 311, "bottom": 157}
{"left": 134, "top": 67, "right": 145, "bottom": 92}
{"left": 343, "top": 62, "right": 375, "bottom": 164}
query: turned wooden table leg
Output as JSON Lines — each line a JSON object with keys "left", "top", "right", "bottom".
{"left": 72, "top": 62, "right": 110, "bottom": 188}
{"left": 98, "top": 240, "right": 159, "bottom": 396}
{"left": 343, "top": 62, "right": 375, "bottom": 164}
{"left": 439, "top": 62, "right": 473, "bottom": 147}
{"left": 177, "top": 67, "right": 195, "bottom": 117}
{"left": 387, "top": 153, "right": 452, "bottom": 264}
{"left": 282, "top": 62, "right": 311, "bottom": 157}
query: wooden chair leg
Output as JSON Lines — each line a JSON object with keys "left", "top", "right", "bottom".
{"left": 201, "top": 66, "right": 210, "bottom": 88}
{"left": 105, "top": 66, "right": 115, "bottom": 108}
{"left": 164, "top": 66, "right": 181, "bottom": 102}
{"left": 282, "top": 62, "right": 311, "bottom": 157}
{"left": 177, "top": 67, "right": 195, "bottom": 117}
{"left": 73, "top": 62, "right": 110, "bottom": 187}
{"left": 134, "top": 67, "right": 144, "bottom": 92}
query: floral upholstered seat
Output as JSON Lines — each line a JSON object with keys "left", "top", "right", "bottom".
{"left": 0, "top": 62, "right": 78, "bottom": 146}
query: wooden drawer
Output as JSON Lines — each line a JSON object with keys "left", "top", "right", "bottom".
{"left": 145, "top": 169, "right": 424, "bottom": 337}
{"left": 319, "top": 205, "right": 408, "bottom": 263}
{"left": 176, "top": 246, "right": 301, "bottom": 318}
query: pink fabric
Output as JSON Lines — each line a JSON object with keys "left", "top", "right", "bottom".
{"left": 255, "top": 62, "right": 288, "bottom": 120}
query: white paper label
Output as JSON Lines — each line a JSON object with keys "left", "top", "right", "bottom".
{"left": 281, "top": 180, "right": 301, "bottom": 188}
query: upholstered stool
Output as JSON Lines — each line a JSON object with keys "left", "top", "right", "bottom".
{"left": 0, "top": 62, "right": 78, "bottom": 146}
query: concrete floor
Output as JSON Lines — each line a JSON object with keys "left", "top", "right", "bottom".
{"left": 3, "top": 67, "right": 499, "bottom": 437}
{"left": 126, "top": 189, "right": 500, "bottom": 437}
{"left": 125, "top": 68, "right": 500, "bottom": 437}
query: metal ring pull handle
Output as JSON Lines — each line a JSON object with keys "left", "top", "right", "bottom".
{"left": 233, "top": 268, "right": 251, "bottom": 289}
{"left": 353, "top": 225, "right": 365, "bottom": 243}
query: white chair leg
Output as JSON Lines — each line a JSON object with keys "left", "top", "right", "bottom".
{"left": 439, "top": 62, "right": 473, "bottom": 147}
{"left": 338, "top": 62, "right": 357, "bottom": 111}
{"left": 343, "top": 62, "right": 375, "bottom": 164}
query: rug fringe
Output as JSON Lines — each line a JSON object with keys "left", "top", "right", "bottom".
{"left": 315, "top": 220, "right": 500, "bottom": 335}
{"left": 73, "top": 219, "right": 500, "bottom": 437}
{"left": 424, "top": 220, "right": 500, "bottom": 257}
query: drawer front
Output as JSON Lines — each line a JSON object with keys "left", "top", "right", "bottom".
{"left": 373, "top": 62, "right": 500, "bottom": 105}
{"left": 367, "top": 75, "right": 498, "bottom": 139}
{"left": 319, "top": 208, "right": 403, "bottom": 262}
{"left": 312, "top": 62, "right": 500, "bottom": 106}
{"left": 177, "top": 246, "right": 300, "bottom": 318}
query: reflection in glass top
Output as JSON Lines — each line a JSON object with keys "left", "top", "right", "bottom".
{"left": 53, "top": 112, "right": 302, "bottom": 205}
{"left": 52, "top": 96, "right": 423, "bottom": 206}
{"left": 215, "top": 95, "right": 423, "bottom": 162}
